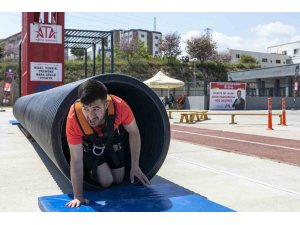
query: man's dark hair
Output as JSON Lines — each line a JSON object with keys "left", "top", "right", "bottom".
{"left": 78, "top": 79, "right": 108, "bottom": 105}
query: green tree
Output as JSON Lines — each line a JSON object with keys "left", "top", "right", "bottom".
{"left": 0, "top": 44, "right": 4, "bottom": 59}
{"left": 118, "top": 38, "right": 151, "bottom": 64}
{"left": 71, "top": 48, "right": 85, "bottom": 60}
{"left": 159, "top": 32, "right": 182, "bottom": 63}
{"left": 215, "top": 51, "right": 231, "bottom": 63}
{"left": 239, "top": 54, "right": 257, "bottom": 64}
{"left": 134, "top": 40, "right": 151, "bottom": 60}
{"left": 118, "top": 37, "right": 138, "bottom": 63}
{"left": 186, "top": 34, "right": 217, "bottom": 62}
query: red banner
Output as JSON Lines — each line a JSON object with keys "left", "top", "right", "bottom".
{"left": 2, "top": 71, "right": 14, "bottom": 104}
{"left": 3, "top": 72, "right": 13, "bottom": 93}
{"left": 210, "top": 82, "right": 246, "bottom": 90}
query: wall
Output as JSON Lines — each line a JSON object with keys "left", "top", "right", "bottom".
{"left": 246, "top": 96, "right": 300, "bottom": 110}
{"left": 268, "top": 42, "right": 300, "bottom": 56}
{"left": 229, "top": 49, "right": 290, "bottom": 67}
{"left": 152, "top": 32, "right": 161, "bottom": 56}
{"left": 185, "top": 96, "right": 208, "bottom": 110}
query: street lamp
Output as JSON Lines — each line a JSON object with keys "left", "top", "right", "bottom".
{"left": 292, "top": 64, "right": 299, "bottom": 110}
{"left": 191, "top": 58, "right": 198, "bottom": 88}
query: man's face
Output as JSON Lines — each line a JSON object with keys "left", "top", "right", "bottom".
{"left": 81, "top": 99, "right": 108, "bottom": 127}
{"left": 237, "top": 91, "right": 241, "bottom": 98}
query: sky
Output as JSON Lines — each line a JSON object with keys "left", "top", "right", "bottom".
{"left": 1, "top": 1, "right": 300, "bottom": 56}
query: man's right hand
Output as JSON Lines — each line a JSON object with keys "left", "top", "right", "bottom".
{"left": 65, "top": 198, "right": 90, "bottom": 208}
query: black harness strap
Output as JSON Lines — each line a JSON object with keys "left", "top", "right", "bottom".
{"left": 74, "top": 95, "right": 121, "bottom": 173}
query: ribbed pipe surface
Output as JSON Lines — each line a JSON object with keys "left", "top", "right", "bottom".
{"left": 13, "top": 74, "right": 170, "bottom": 189}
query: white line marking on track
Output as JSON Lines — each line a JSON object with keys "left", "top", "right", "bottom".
{"left": 172, "top": 129, "right": 300, "bottom": 151}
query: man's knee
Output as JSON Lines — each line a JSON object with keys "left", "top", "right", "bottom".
{"left": 99, "top": 177, "right": 113, "bottom": 188}
{"left": 95, "top": 163, "right": 114, "bottom": 188}
{"left": 113, "top": 175, "right": 124, "bottom": 184}
{"left": 111, "top": 167, "right": 125, "bottom": 184}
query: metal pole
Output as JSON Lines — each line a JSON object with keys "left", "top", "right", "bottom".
{"left": 84, "top": 49, "right": 87, "bottom": 78}
{"left": 193, "top": 61, "right": 196, "bottom": 88}
{"left": 11, "top": 78, "right": 14, "bottom": 105}
{"left": 18, "top": 43, "right": 21, "bottom": 97}
{"left": 110, "top": 31, "right": 114, "bottom": 73}
{"left": 101, "top": 38, "right": 105, "bottom": 74}
{"left": 93, "top": 44, "right": 96, "bottom": 76}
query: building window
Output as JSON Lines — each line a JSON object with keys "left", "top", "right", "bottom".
{"left": 294, "top": 48, "right": 299, "bottom": 54}
{"left": 155, "top": 36, "right": 159, "bottom": 39}
{"left": 236, "top": 54, "right": 240, "bottom": 58}
{"left": 262, "top": 58, "right": 268, "bottom": 62}
{"left": 276, "top": 59, "right": 281, "bottom": 64}
{"left": 155, "top": 51, "right": 158, "bottom": 55}
{"left": 155, "top": 44, "right": 159, "bottom": 47}
{"left": 282, "top": 50, "right": 287, "bottom": 55}
{"left": 129, "top": 35, "right": 132, "bottom": 38}
{"left": 141, "top": 34, "right": 145, "bottom": 38}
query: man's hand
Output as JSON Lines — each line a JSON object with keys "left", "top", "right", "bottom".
{"left": 65, "top": 198, "right": 90, "bottom": 208}
{"left": 130, "top": 166, "right": 150, "bottom": 185}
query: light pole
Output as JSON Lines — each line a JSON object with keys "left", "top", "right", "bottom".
{"left": 191, "top": 58, "right": 197, "bottom": 88}
{"left": 292, "top": 65, "right": 299, "bottom": 110}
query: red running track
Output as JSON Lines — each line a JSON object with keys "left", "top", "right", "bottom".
{"left": 171, "top": 124, "right": 300, "bottom": 167}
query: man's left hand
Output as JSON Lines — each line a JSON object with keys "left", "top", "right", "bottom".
{"left": 130, "top": 166, "right": 150, "bottom": 185}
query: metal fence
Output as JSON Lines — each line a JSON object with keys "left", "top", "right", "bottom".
{"left": 152, "top": 80, "right": 299, "bottom": 98}
{"left": 151, "top": 81, "right": 208, "bottom": 98}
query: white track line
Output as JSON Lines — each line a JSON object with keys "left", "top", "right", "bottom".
{"left": 169, "top": 155, "right": 300, "bottom": 197}
{"left": 172, "top": 129, "right": 300, "bottom": 151}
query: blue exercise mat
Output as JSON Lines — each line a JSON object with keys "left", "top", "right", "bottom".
{"left": 38, "top": 183, "right": 235, "bottom": 212}
{"left": 8, "top": 119, "right": 20, "bottom": 125}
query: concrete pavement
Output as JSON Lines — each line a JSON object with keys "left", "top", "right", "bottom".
{"left": 1, "top": 107, "right": 300, "bottom": 211}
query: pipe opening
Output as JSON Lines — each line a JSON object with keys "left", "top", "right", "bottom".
{"left": 14, "top": 74, "right": 170, "bottom": 190}
{"left": 60, "top": 75, "right": 170, "bottom": 188}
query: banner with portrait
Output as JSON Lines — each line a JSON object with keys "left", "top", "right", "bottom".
{"left": 2, "top": 71, "right": 14, "bottom": 104}
{"left": 209, "top": 82, "right": 246, "bottom": 110}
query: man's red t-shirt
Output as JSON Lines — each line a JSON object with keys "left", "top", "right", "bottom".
{"left": 66, "top": 95, "right": 134, "bottom": 145}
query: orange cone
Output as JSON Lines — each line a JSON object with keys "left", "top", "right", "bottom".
{"left": 281, "top": 97, "right": 287, "bottom": 126}
{"left": 267, "top": 98, "right": 273, "bottom": 130}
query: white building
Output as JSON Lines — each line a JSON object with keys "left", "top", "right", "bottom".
{"left": 0, "top": 32, "right": 21, "bottom": 59}
{"left": 229, "top": 49, "right": 291, "bottom": 68}
{"left": 1, "top": 31, "right": 69, "bottom": 60}
{"left": 96, "top": 29, "right": 162, "bottom": 57}
{"left": 267, "top": 41, "right": 300, "bottom": 64}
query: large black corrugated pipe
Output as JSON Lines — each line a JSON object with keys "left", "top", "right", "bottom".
{"left": 13, "top": 74, "right": 170, "bottom": 190}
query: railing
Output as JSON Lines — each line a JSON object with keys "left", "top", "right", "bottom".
{"left": 150, "top": 81, "right": 299, "bottom": 98}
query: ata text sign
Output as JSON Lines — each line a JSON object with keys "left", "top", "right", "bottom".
{"left": 30, "top": 24, "right": 62, "bottom": 44}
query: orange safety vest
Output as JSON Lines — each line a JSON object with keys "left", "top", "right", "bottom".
{"left": 73, "top": 95, "right": 116, "bottom": 156}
